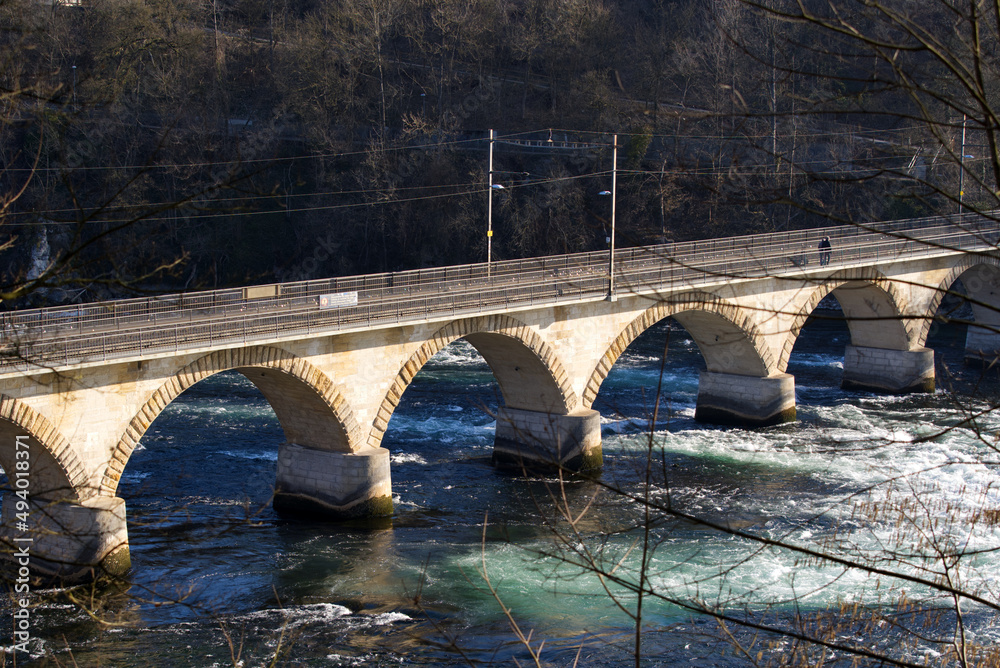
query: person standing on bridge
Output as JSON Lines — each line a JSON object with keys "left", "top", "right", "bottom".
{"left": 818, "top": 236, "right": 832, "bottom": 266}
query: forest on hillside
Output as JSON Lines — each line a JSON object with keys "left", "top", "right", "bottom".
{"left": 0, "top": 0, "right": 994, "bottom": 304}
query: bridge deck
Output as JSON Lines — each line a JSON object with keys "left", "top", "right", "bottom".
{"left": 1, "top": 213, "right": 996, "bottom": 376}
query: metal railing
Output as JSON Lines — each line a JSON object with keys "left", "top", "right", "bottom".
{"left": 1, "top": 211, "right": 997, "bottom": 374}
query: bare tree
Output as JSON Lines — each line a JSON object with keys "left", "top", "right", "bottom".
{"left": 462, "top": 4, "right": 1000, "bottom": 666}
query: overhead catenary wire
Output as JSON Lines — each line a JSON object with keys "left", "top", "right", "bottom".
{"left": 1, "top": 128, "right": 550, "bottom": 174}
{"left": 2, "top": 123, "right": 942, "bottom": 174}
{"left": 5, "top": 170, "right": 616, "bottom": 226}
{"left": 3, "top": 158, "right": 949, "bottom": 226}
{"left": 2, "top": 124, "right": 967, "bottom": 226}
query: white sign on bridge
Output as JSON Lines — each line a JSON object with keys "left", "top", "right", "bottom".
{"left": 318, "top": 291, "right": 359, "bottom": 309}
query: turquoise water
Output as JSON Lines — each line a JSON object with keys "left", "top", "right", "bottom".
{"left": 6, "top": 315, "right": 1000, "bottom": 666}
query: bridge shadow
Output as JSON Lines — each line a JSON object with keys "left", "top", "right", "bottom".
{"left": 379, "top": 339, "right": 502, "bottom": 516}
{"left": 786, "top": 297, "right": 852, "bottom": 408}
{"left": 591, "top": 318, "right": 704, "bottom": 435}
{"left": 926, "top": 282, "right": 1000, "bottom": 396}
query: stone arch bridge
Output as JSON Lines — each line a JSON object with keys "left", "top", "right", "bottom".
{"left": 1, "top": 213, "right": 998, "bottom": 577}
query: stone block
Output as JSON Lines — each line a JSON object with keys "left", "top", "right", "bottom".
{"left": 274, "top": 443, "right": 392, "bottom": 519}
{"left": 965, "top": 324, "right": 1000, "bottom": 366}
{"left": 0, "top": 496, "right": 130, "bottom": 580}
{"left": 493, "top": 407, "right": 602, "bottom": 472}
{"left": 695, "top": 372, "right": 796, "bottom": 427}
{"left": 842, "top": 345, "right": 934, "bottom": 393}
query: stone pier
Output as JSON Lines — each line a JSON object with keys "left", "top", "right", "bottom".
{"left": 841, "top": 345, "right": 935, "bottom": 393}
{"left": 274, "top": 444, "right": 393, "bottom": 518}
{"left": 694, "top": 372, "right": 796, "bottom": 427}
{"left": 964, "top": 286, "right": 1000, "bottom": 365}
{"left": 493, "top": 407, "right": 602, "bottom": 472}
{"left": 960, "top": 262, "right": 1000, "bottom": 365}
{"left": 965, "top": 324, "right": 1000, "bottom": 365}
{"left": 0, "top": 497, "right": 130, "bottom": 580}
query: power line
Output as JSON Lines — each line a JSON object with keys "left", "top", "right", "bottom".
{"left": 1, "top": 124, "right": 936, "bottom": 175}
{"left": 2, "top": 122, "right": 957, "bottom": 226}
{"left": 4, "top": 170, "right": 612, "bottom": 226}
{"left": 2, "top": 129, "right": 546, "bottom": 174}
{"left": 6, "top": 149, "right": 954, "bottom": 226}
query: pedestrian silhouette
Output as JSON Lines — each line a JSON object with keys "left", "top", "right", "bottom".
{"left": 818, "top": 236, "right": 832, "bottom": 266}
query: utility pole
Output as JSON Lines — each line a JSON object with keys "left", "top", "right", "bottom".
{"left": 608, "top": 134, "right": 617, "bottom": 301}
{"left": 959, "top": 114, "right": 968, "bottom": 212}
{"left": 487, "top": 129, "right": 495, "bottom": 277}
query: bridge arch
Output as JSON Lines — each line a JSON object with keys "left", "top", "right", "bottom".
{"left": 917, "top": 254, "right": 1000, "bottom": 346}
{"left": 368, "top": 315, "right": 576, "bottom": 449}
{"left": 0, "top": 395, "right": 91, "bottom": 501}
{"left": 583, "top": 292, "right": 775, "bottom": 407}
{"left": 778, "top": 269, "right": 912, "bottom": 371}
{"left": 100, "top": 345, "right": 362, "bottom": 497}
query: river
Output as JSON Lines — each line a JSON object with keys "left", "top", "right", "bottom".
{"left": 6, "top": 310, "right": 1000, "bottom": 666}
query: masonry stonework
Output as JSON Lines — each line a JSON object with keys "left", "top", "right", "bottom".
{"left": 841, "top": 345, "right": 935, "bottom": 393}
{"left": 274, "top": 443, "right": 392, "bottom": 518}
{"left": 0, "top": 497, "right": 129, "bottom": 580}
{"left": 493, "top": 407, "right": 602, "bottom": 471}
{"left": 695, "top": 372, "right": 796, "bottom": 426}
{"left": 0, "top": 251, "right": 992, "bottom": 577}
